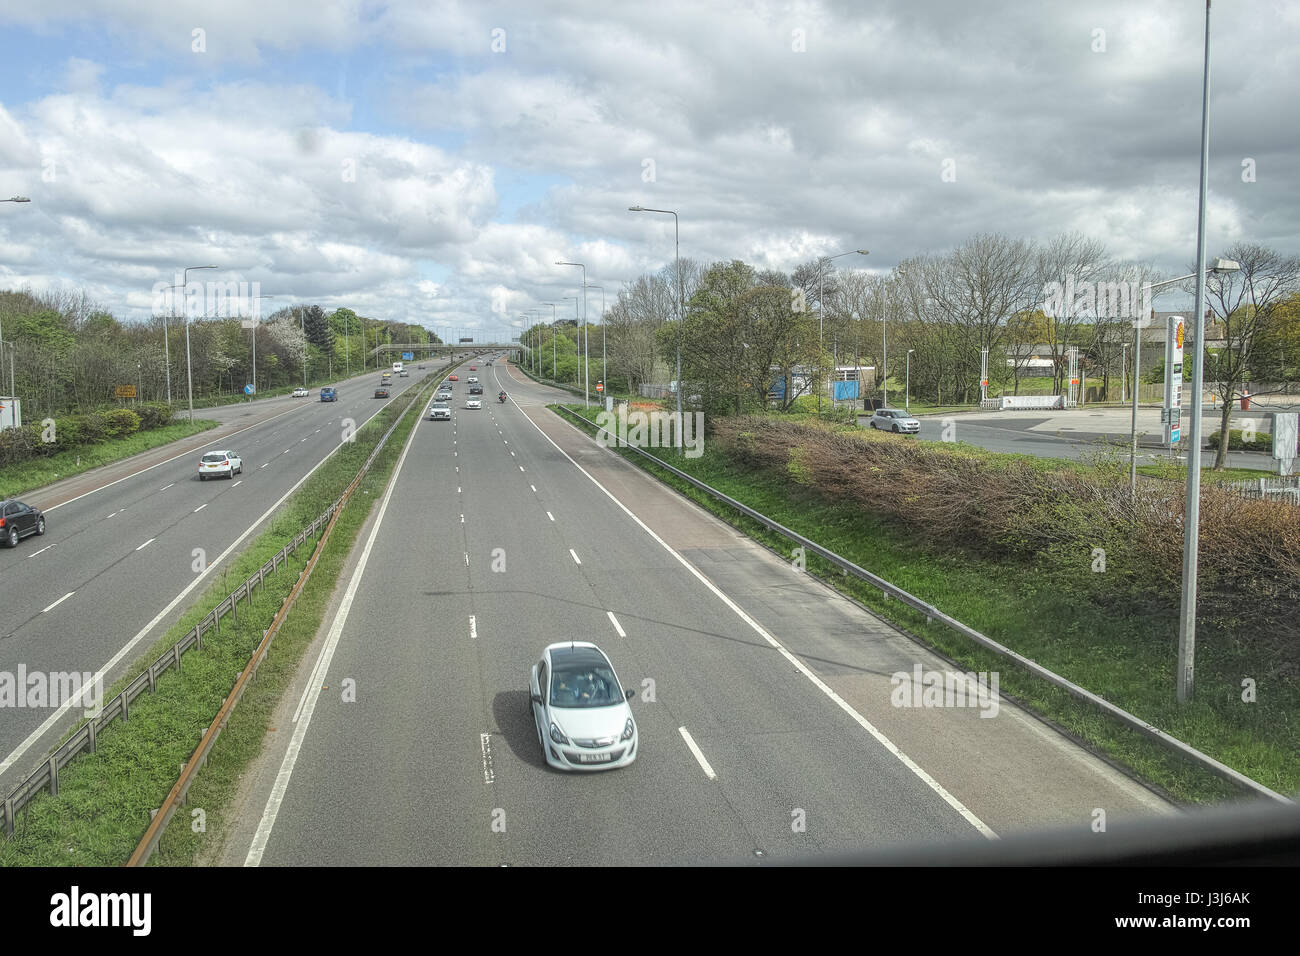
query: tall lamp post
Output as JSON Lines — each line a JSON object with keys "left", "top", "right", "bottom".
{"left": 1, "top": 196, "right": 31, "bottom": 395}
{"left": 817, "top": 249, "right": 869, "bottom": 414}
{"left": 556, "top": 261, "right": 588, "bottom": 406}
{"left": 183, "top": 264, "right": 218, "bottom": 422}
{"left": 247, "top": 294, "right": 275, "bottom": 396}
{"left": 586, "top": 284, "right": 606, "bottom": 397}
{"left": 905, "top": 349, "right": 915, "bottom": 411}
{"left": 562, "top": 296, "right": 579, "bottom": 385}
{"left": 629, "top": 206, "right": 683, "bottom": 433}
{"left": 544, "top": 303, "right": 558, "bottom": 377}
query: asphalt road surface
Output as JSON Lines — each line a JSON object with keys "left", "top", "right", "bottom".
{"left": 231, "top": 361, "right": 1173, "bottom": 866}
{"left": 0, "top": 358, "right": 456, "bottom": 791}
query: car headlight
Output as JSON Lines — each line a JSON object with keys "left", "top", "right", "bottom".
{"left": 549, "top": 722, "right": 569, "bottom": 745}
{"left": 621, "top": 717, "right": 634, "bottom": 741}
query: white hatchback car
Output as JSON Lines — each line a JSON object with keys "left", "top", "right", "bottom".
{"left": 466, "top": 398, "right": 482, "bottom": 409}
{"left": 869, "top": 408, "right": 921, "bottom": 434}
{"left": 292, "top": 387, "right": 309, "bottom": 397}
{"left": 530, "top": 642, "right": 637, "bottom": 771}
{"left": 198, "top": 450, "right": 243, "bottom": 480}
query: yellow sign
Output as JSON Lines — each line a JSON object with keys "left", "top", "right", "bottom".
{"left": 115, "top": 385, "right": 137, "bottom": 398}
{"left": 1176, "top": 320, "right": 1185, "bottom": 349}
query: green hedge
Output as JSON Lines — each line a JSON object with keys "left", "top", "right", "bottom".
{"left": 0, "top": 402, "right": 175, "bottom": 466}
{"left": 1207, "top": 428, "right": 1274, "bottom": 452}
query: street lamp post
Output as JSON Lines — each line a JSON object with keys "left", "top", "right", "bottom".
{"left": 587, "top": 284, "right": 606, "bottom": 399}
{"left": 556, "top": 261, "right": 588, "bottom": 406}
{"left": 905, "top": 349, "right": 915, "bottom": 411}
{"left": 563, "top": 296, "right": 580, "bottom": 385}
{"left": 629, "top": 206, "right": 683, "bottom": 436}
{"left": 247, "top": 295, "right": 275, "bottom": 397}
{"left": 183, "top": 265, "right": 218, "bottom": 422}
{"left": 817, "top": 249, "right": 869, "bottom": 414}
{"left": 544, "top": 303, "right": 558, "bottom": 377}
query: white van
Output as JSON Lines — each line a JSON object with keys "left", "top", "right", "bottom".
{"left": 392, "top": 361, "right": 403, "bottom": 374}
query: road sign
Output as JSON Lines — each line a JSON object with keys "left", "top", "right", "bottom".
{"left": 115, "top": 385, "right": 137, "bottom": 398}
{"left": 244, "top": 384, "right": 255, "bottom": 395}
{"left": 1164, "top": 315, "right": 1185, "bottom": 446}
{"left": 596, "top": 381, "right": 604, "bottom": 392}
{"left": 402, "top": 352, "right": 414, "bottom": 361}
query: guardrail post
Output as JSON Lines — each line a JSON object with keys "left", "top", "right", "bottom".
{"left": 122, "top": 691, "right": 128, "bottom": 723}
{"left": 147, "top": 664, "right": 156, "bottom": 694}
{"left": 48, "top": 756, "right": 58, "bottom": 797}
{"left": 88, "top": 716, "right": 97, "bottom": 754}
{"left": 3, "top": 798, "right": 13, "bottom": 837}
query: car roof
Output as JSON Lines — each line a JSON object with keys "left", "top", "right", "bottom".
{"left": 202, "top": 449, "right": 232, "bottom": 455}
{"left": 546, "top": 643, "right": 613, "bottom": 670}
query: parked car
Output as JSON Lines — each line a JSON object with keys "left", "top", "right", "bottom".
{"left": 428, "top": 402, "right": 451, "bottom": 421}
{"left": 320, "top": 387, "right": 337, "bottom": 402}
{"left": 292, "top": 387, "right": 309, "bottom": 397}
{"left": 375, "top": 387, "right": 390, "bottom": 398}
{"left": 529, "top": 642, "right": 637, "bottom": 771}
{"left": 199, "top": 450, "right": 243, "bottom": 480}
{"left": 0, "top": 499, "right": 46, "bottom": 548}
{"left": 869, "top": 408, "right": 921, "bottom": 434}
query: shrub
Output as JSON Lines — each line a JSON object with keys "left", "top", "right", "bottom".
{"left": 1208, "top": 428, "right": 1275, "bottom": 453}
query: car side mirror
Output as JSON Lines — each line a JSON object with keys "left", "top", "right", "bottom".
{"left": 625, "top": 688, "right": 635, "bottom": 700}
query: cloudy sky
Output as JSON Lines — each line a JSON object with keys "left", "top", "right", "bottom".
{"left": 0, "top": 0, "right": 1295, "bottom": 336}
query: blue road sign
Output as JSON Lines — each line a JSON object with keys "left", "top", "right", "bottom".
{"left": 244, "top": 384, "right": 255, "bottom": 395}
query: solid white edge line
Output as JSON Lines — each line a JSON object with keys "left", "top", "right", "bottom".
{"left": 41, "top": 592, "right": 75, "bottom": 613}
{"left": 607, "top": 610, "right": 626, "bottom": 637}
{"left": 678, "top": 727, "right": 717, "bottom": 780}
{"left": 516, "top": 403, "right": 998, "bottom": 840}
{"left": 0, "top": 420, "right": 367, "bottom": 778}
{"left": 249, "top": 388, "right": 425, "bottom": 866}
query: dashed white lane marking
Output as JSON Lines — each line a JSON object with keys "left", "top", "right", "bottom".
{"left": 232, "top": 480, "right": 243, "bottom": 487}
{"left": 480, "top": 733, "right": 495, "bottom": 785}
{"left": 28, "top": 544, "right": 55, "bottom": 557}
{"left": 678, "top": 727, "right": 717, "bottom": 780}
{"left": 569, "top": 549, "right": 581, "bottom": 565}
{"left": 530, "top": 484, "right": 536, "bottom": 492}
{"left": 160, "top": 483, "right": 174, "bottom": 491}
{"left": 470, "top": 615, "right": 478, "bottom": 640}
{"left": 194, "top": 504, "right": 207, "bottom": 513}
{"left": 42, "top": 592, "right": 75, "bottom": 613}
{"left": 465, "top": 552, "right": 470, "bottom": 566}
{"left": 261, "top": 462, "right": 269, "bottom": 468}
{"left": 607, "top": 611, "right": 626, "bottom": 637}
{"left": 135, "top": 537, "right": 155, "bottom": 551}
{"left": 546, "top": 511, "right": 554, "bottom": 521}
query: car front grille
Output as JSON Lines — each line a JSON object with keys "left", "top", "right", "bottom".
{"left": 572, "top": 737, "right": 618, "bottom": 749}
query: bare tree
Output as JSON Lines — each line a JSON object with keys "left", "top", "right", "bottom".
{"left": 1036, "top": 232, "right": 1110, "bottom": 395}
{"left": 1202, "top": 243, "right": 1300, "bottom": 468}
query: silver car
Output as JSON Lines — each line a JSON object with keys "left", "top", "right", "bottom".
{"left": 530, "top": 642, "right": 637, "bottom": 771}
{"left": 869, "top": 408, "right": 921, "bottom": 434}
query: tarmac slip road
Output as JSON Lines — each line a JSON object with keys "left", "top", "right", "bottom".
{"left": 239, "top": 365, "right": 1171, "bottom": 866}
{"left": 0, "top": 361, "right": 452, "bottom": 790}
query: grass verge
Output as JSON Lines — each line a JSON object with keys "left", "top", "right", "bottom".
{"left": 554, "top": 403, "right": 1298, "bottom": 806}
{"left": 0, "top": 420, "right": 219, "bottom": 499}
{"left": 0, "top": 375, "right": 441, "bottom": 866}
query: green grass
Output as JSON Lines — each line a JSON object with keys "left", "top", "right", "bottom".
{"left": 0, "top": 372, "right": 443, "bottom": 866}
{"left": 555, "top": 404, "right": 1298, "bottom": 806}
{"left": 0, "top": 419, "right": 219, "bottom": 499}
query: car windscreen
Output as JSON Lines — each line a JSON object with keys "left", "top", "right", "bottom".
{"left": 549, "top": 651, "right": 622, "bottom": 708}
{"left": 201, "top": 454, "right": 226, "bottom": 463}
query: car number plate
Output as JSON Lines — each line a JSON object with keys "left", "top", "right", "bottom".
{"left": 577, "top": 753, "right": 611, "bottom": 763}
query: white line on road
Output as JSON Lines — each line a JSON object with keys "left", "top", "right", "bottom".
{"left": 546, "top": 511, "right": 554, "bottom": 521}
{"left": 252, "top": 389, "right": 425, "bottom": 866}
{"left": 465, "top": 552, "right": 469, "bottom": 566}
{"left": 521, "top": 403, "right": 999, "bottom": 840}
{"left": 480, "top": 732, "right": 495, "bottom": 785}
{"left": 260, "top": 462, "right": 268, "bottom": 468}
{"left": 607, "top": 611, "right": 626, "bottom": 637}
{"left": 510, "top": 451, "right": 515, "bottom": 457}
{"left": 42, "top": 592, "right": 75, "bottom": 613}
{"left": 194, "top": 504, "right": 207, "bottom": 513}
{"left": 160, "top": 483, "right": 174, "bottom": 491}
{"left": 518, "top": 465, "right": 524, "bottom": 472}
{"left": 135, "top": 537, "right": 155, "bottom": 551}
{"left": 470, "top": 615, "right": 477, "bottom": 640}
{"left": 232, "top": 480, "right": 243, "bottom": 487}
{"left": 28, "top": 544, "right": 55, "bottom": 557}
{"left": 569, "top": 548, "right": 581, "bottom": 565}
{"left": 678, "top": 727, "right": 716, "bottom": 780}
{"left": 530, "top": 484, "right": 536, "bottom": 492}
{"left": 105, "top": 510, "right": 120, "bottom": 519}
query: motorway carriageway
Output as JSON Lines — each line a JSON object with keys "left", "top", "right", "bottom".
{"left": 227, "top": 362, "right": 1173, "bottom": 866}
{"left": 0, "top": 359, "right": 456, "bottom": 790}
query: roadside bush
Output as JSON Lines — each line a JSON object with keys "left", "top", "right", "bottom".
{"left": 710, "top": 415, "right": 1300, "bottom": 669}
{"left": 0, "top": 403, "right": 176, "bottom": 467}
{"left": 101, "top": 408, "right": 141, "bottom": 438}
{"left": 135, "top": 402, "right": 175, "bottom": 430}
{"left": 1208, "top": 428, "right": 1275, "bottom": 452}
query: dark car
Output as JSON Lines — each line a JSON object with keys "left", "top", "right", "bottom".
{"left": 469, "top": 384, "right": 484, "bottom": 395}
{"left": 374, "top": 387, "right": 390, "bottom": 398}
{"left": 0, "top": 499, "right": 46, "bottom": 548}
{"left": 320, "top": 387, "right": 337, "bottom": 402}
